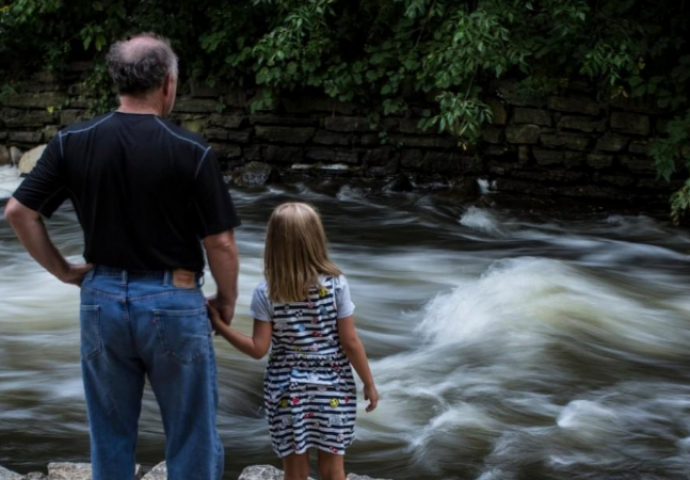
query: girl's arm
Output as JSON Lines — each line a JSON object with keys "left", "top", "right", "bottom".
{"left": 337, "top": 316, "right": 379, "bottom": 412}
{"left": 208, "top": 304, "right": 272, "bottom": 359}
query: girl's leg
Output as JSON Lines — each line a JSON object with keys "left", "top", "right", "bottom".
{"left": 283, "top": 452, "right": 311, "bottom": 480}
{"left": 317, "top": 450, "right": 346, "bottom": 480}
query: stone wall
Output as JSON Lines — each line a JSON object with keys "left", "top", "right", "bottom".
{"left": 0, "top": 68, "right": 681, "bottom": 204}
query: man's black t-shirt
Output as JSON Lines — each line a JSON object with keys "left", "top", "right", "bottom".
{"left": 13, "top": 111, "right": 241, "bottom": 272}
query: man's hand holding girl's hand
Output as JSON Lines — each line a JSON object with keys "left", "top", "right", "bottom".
{"left": 206, "top": 302, "right": 229, "bottom": 336}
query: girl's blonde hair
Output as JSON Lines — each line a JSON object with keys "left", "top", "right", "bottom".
{"left": 265, "top": 202, "right": 342, "bottom": 303}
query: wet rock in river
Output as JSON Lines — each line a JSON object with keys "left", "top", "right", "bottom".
{"left": 0, "top": 464, "right": 22, "bottom": 480}
{"left": 140, "top": 462, "right": 166, "bottom": 480}
{"left": 239, "top": 161, "right": 279, "bottom": 186}
{"left": 18, "top": 144, "right": 47, "bottom": 174}
{"left": 239, "top": 465, "right": 316, "bottom": 480}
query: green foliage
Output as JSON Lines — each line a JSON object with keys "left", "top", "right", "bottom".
{"left": 1, "top": 0, "right": 690, "bottom": 217}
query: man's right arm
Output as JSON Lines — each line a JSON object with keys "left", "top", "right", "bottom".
{"left": 193, "top": 147, "right": 242, "bottom": 325}
{"left": 204, "top": 229, "right": 239, "bottom": 325}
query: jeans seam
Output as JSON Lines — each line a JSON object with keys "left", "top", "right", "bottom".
{"left": 129, "top": 289, "right": 203, "bottom": 304}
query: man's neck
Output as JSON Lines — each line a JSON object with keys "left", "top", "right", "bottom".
{"left": 117, "top": 95, "right": 164, "bottom": 116}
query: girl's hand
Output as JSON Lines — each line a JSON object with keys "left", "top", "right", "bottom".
{"left": 364, "top": 383, "right": 379, "bottom": 412}
{"left": 207, "top": 302, "right": 228, "bottom": 334}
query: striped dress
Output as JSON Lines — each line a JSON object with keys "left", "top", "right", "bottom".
{"left": 250, "top": 275, "right": 357, "bottom": 458}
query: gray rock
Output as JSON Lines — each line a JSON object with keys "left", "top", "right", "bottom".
{"left": 141, "top": 462, "right": 166, "bottom": 480}
{"left": 0, "top": 145, "right": 10, "bottom": 166}
{"left": 255, "top": 126, "right": 315, "bottom": 144}
{"left": 18, "top": 144, "right": 47, "bottom": 174}
{"left": 513, "top": 108, "right": 552, "bottom": 127}
{"left": 47, "top": 462, "right": 141, "bottom": 480}
{"left": 547, "top": 96, "right": 601, "bottom": 116}
{"left": 347, "top": 475, "right": 390, "bottom": 480}
{"left": 0, "top": 465, "right": 22, "bottom": 480}
{"left": 9, "top": 146, "right": 22, "bottom": 165}
{"left": 384, "top": 174, "right": 414, "bottom": 192}
{"left": 238, "top": 465, "right": 316, "bottom": 480}
{"left": 505, "top": 124, "right": 541, "bottom": 144}
{"left": 240, "top": 161, "right": 278, "bottom": 186}
{"left": 610, "top": 112, "right": 650, "bottom": 136}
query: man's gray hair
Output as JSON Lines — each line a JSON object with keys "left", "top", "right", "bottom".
{"left": 106, "top": 33, "right": 178, "bottom": 96}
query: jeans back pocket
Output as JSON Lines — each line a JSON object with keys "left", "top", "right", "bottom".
{"left": 80, "top": 305, "right": 102, "bottom": 361}
{"left": 153, "top": 307, "right": 209, "bottom": 365}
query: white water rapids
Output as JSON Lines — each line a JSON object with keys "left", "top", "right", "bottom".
{"left": 2, "top": 167, "right": 690, "bottom": 479}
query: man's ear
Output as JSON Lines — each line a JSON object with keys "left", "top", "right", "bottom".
{"left": 162, "top": 73, "right": 173, "bottom": 96}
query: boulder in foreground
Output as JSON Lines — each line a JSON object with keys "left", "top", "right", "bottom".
{"left": 18, "top": 145, "right": 47, "bottom": 175}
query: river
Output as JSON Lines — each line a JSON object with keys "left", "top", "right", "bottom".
{"left": 1, "top": 166, "right": 690, "bottom": 480}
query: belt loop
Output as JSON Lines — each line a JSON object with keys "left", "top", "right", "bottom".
{"left": 163, "top": 270, "right": 171, "bottom": 287}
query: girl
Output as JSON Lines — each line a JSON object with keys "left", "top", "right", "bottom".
{"left": 208, "top": 202, "right": 378, "bottom": 480}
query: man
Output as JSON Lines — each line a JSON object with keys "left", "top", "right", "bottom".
{"left": 5, "top": 33, "right": 239, "bottom": 480}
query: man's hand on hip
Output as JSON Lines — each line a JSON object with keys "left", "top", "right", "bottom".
{"left": 59, "top": 263, "right": 94, "bottom": 287}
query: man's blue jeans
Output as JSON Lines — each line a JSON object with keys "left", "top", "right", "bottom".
{"left": 80, "top": 266, "right": 224, "bottom": 480}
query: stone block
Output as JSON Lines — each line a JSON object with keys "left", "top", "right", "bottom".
{"left": 586, "top": 153, "right": 614, "bottom": 170}
{"left": 313, "top": 130, "right": 353, "bottom": 146}
{"left": 2, "top": 92, "right": 68, "bottom": 110}
{"left": 497, "top": 80, "right": 547, "bottom": 107}
{"left": 628, "top": 140, "right": 649, "bottom": 155}
{"left": 209, "top": 114, "right": 246, "bottom": 129}
{"left": 9, "top": 131, "right": 42, "bottom": 144}
{"left": 265, "top": 145, "right": 303, "bottom": 163}
{"left": 366, "top": 150, "right": 400, "bottom": 176}
{"left": 485, "top": 97, "right": 507, "bottom": 125}
{"left": 399, "top": 118, "right": 425, "bottom": 134}
{"left": 596, "top": 174, "right": 635, "bottom": 187}
{"left": 547, "top": 96, "right": 602, "bottom": 116}
{"left": 620, "top": 155, "right": 655, "bottom": 174}
{"left": 481, "top": 126, "right": 504, "bottom": 144}
{"left": 249, "top": 114, "right": 318, "bottom": 126}
{"left": 518, "top": 145, "right": 531, "bottom": 164}
{"left": 243, "top": 145, "right": 263, "bottom": 162}
{"left": 510, "top": 168, "right": 585, "bottom": 183}
{"left": 324, "top": 116, "right": 371, "bottom": 133}
{"left": 210, "top": 143, "right": 241, "bottom": 159}
{"left": 428, "top": 152, "right": 483, "bottom": 174}
{"left": 610, "top": 112, "right": 650, "bottom": 135}
{"left": 305, "top": 147, "right": 359, "bottom": 164}
{"left": 255, "top": 126, "right": 315, "bottom": 144}
{"left": 532, "top": 148, "right": 564, "bottom": 166}
{"left": 2, "top": 109, "right": 58, "bottom": 128}
{"left": 60, "top": 109, "right": 87, "bottom": 126}
{"left": 513, "top": 108, "right": 552, "bottom": 126}
{"left": 388, "top": 134, "right": 458, "bottom": 149}
{"left": 563, "top": 151, "right": 585, "bottom": 168}
{"left": 226, "top": 130, "right": 252, "bottom": 143}
{"left": 595, "top": 133, "right": 630, "bottom": 152}
{"left": 400, "top": 149, "right": 430, "bottom": 172}
{"left": 558, "top": 116, "right": 605, "bottom": 133}
{"left": 506, "top": 124, "right": 541, "bottom": 144}
{"left": 173, "top": 97, "right": 219, "bottom": 113}
{"left": 541, "top": 132, "right": 591, "bottom": 151}
{"left": 205, "top": 128, "right": 228, "bottom": 141}
{"left": 282, "top": 97, "right": 355, "bottom": 115}
{"left": 610, "top": 95, "right": 668, "bottom": 115}
{"left": 224, "top": 90, "right": 250, "bottom": 108}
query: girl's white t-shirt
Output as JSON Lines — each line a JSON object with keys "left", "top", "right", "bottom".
{"left": 249, "top": 274, "right": 355, "bottom": 322}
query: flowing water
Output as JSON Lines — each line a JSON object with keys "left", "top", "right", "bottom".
{"left": 1, "top": 168, "right": 690, "bottom": 480}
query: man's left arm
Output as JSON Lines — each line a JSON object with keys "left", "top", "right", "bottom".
{"left": 5, "top": 198, "right": 91, "bottom": 285}
{"left": 5, "top": 135, "right": 91, "bottom": 286}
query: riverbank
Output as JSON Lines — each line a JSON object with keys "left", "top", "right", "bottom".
{"left": 0, "top": 463, "right": 389, "bottom": 480}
